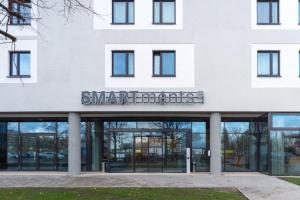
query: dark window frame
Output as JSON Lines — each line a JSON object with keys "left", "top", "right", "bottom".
{"left": 257, "top": 50, "right": 280, "bottom": 77}
{"left": 9, "top": 51, "right": 31, "bottom": 78}
{"left": 299, "top": 0, "right": 300, "bottom": 25}
{"left": 8, "top": 0, "right": 31, "bottom": 25}
{"left": 152, "top": 50, "right": 176, "bottom": 77}
{"left": 112, "top": 51, "right": 135, "bottom": 77}
{"left": 112, "top": 0, "right": 135, "bottom": 24}
{"left": 257, "top": 0, "right": 280, "bottom": 25}
{"left": 153, "top": 0, "right": 176, "bottom": 25}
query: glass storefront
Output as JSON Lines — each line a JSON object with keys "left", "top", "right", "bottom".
{"left": 270, "top": 114, "right": 300, "bottom": 176}
{"left": 221, "top": 120, "right": 268, "bottom": 172}
{"left": 101, "top": 121, "right": 209, "bottom": 173}
{"left": 0, "top": 121, "right": 68, "bottom": 171}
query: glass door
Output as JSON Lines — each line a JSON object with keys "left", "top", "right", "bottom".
{"left": 148, "top": 136, "right": 163, "bottom": 172}
{"left": 134, "top": 136, "right": 149, "bottom": 172}
{"left": 38, "top": 135, "right": 56, "bottom": 170}
{"left": 21, "top": 135, "right": 37, "bottom": 171}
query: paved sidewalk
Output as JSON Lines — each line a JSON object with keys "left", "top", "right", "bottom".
{"left": 0, "top": 172, "right": 299, "bottom": 200}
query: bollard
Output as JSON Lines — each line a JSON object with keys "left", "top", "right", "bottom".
{"left": 102, "top": 162, "right": 106, "bottom": 173}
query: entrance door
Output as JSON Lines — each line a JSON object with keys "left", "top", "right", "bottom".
{"left": 38, "top": 135, "right": 56, "bottom": 170}
{"left": 134, "top": 136, "right": 163, "bottom": 172}
{"left": 20, "top": 135, "right": 56, "bottom": 170}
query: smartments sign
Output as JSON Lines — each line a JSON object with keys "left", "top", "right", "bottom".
{"left": 81, "top": 91, "right": 204, "bottom": 105}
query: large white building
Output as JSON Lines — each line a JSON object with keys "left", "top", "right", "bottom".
{"left": 0, "top": 0, "right": 300, "bottom": 176}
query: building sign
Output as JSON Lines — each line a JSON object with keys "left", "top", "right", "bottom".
{"left": 81, "top": 91, "right": 204, "bottom": 105}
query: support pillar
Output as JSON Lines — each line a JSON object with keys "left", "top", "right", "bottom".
{"left": 210, "top": 112, "right": 222, "bottom": 175}
{"left": 68, "top": 112, "right": 81, "bottom": 175}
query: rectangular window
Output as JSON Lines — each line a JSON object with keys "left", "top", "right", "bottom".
{"left": 112, "top": 51, "right": 134, "bottom": 77}
{"left": 257, "top": 51, "right": 280, "bottom": 77}
{"left": 112, "top": 0, "right": 134, "bottom": 24}
{"left": 153, "top": 0, "right": 176, "bottom": 24}
{"left": 257, "top": 0, "right": 279, "bottom": 24}
{"left": 153, "top": 51, "right": 176, "bottom": 77}
{"left": 9, "top": 51, "right": 31, "bottom": 77}
{"left": 9, "top": 0, "right": 31, "bottom": 25}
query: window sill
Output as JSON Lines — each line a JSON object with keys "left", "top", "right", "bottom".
{"left": 257, "top": 75, "right": 281, "bottom": 78}
{"left": 111, "top": 23, "right": 135, "bottom": 25}
{"left": 7, "top": 75, "right": 31, "bottom": 78}
{"left": 152, "top": 23, "right": 176, "bottom": 25}
{"left": 256, "top": 23, "right": 281, "bottom": 26}
{"left": 111, "top": 75, "right": 135, "bottom": 78}
{"left": 152, "top": 75, "right": 176, "bottom": 78}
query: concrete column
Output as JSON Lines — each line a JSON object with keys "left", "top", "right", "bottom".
{"left": 68, "top": 112, "right": 81, "bottom": 175}
{"left": 210, "top": 112, "right": 222, "bottom": 175}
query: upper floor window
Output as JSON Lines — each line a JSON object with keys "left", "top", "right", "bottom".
{"left": 112, "top": 51, "right": 134, "bottom": 77}
{"left": 9, "top": 0, "right": 31, "bottom": 25}
{"left": 257, "top": 51, "right": 280, "bottom": 77}
{"left": 9, "top": 51, "right": 31, "bottom": 77}
{"left": 257, "top": 0, "right": 279, "bottom": 25}
{"left": 153, "top": 0, "right": 176, "bottom": 24}
{"left": 153, "top": 51, "right": 176, "bottom": 77}
{"left": 112, "top": 0, "right": 134, "bottom": 24}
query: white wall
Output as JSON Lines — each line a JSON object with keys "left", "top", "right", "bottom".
{"left": 251, "top": 0, "right": 300, "bottom": 29}
{"left": 105, "top": 44, "right": 194, "bottom": 88}
{"left": 0, "top": 40, "right": 37, "bottom": 83}
{"left": 94, "top": 0, "right": 183, "bottom": 29}
{"left": 252, "top": 44, "right": 300, "bottom": 88}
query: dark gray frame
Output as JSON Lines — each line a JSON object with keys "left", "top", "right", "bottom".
{"left": 153, "top": 0, "right": 176, "bottom": 25}
{"left": 8, "top": 51, "right": 31, "bottom": 78}
{"left": 257, "top": 50, "right": 280, "bottom": 77}
{"left": 257, "top": 0, "right": 280, "bottom": 25}
{"left": 112, "top": 51, "right": 135, "bottom": 77}
{"left": 112, "top": 0, "right": 135, "bottom": 24}
{"left": 152, "top": 50, "right": 176, "bottom": 77}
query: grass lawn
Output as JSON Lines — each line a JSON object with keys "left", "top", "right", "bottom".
{"left": 280, "top": 177, "right": 300, "bottom": 186}
{"left": 0, "top": 188, "right": 246, "bottom": 200}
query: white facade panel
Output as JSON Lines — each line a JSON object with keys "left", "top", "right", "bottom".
{"left": 94, "top": 0, "right": 183, "bottom": 29}
{"left": 252, "top": 44, "right": 300, "bottom": 88}
{"left": 0, "top": 40, "right": 37, "bottom": 83}
{"left": 105, "top": 44, "right": 195, "bottom": 88}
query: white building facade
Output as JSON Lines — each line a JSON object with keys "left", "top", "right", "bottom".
{"left": 0, "top": 0, "right": 300, "bottom": 176}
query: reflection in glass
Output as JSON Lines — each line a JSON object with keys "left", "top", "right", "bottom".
{"left": 272, "top": 114, "right": 300, "bottom": 128}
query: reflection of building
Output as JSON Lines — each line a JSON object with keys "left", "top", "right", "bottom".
{"left": 1, "top": 0, "right": 300, "bottom": 176}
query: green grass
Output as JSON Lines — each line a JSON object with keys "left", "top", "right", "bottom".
{"left": 0, "top": 188, "right": 246, "bottom": 200}
{"left": 280, "top": 177, "right": 300, "bottom": 186}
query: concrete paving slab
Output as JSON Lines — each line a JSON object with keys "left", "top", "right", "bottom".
{"left": 0, "top": 172, "right": 298, "bottom": 200}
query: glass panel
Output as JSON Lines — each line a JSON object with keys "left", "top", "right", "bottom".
{"left": 128, "top": 2, "right": 134, "bottom": 23}
{"left": 257, "top": 2, "right": 270, "bottom": 23}
{"left": 58, "top": 122, "right": 68, "bottom": 171}
{"left": 21, "top": 136, "right": 37, "bottom": 170}
{"left": 192, "top": 122, "right": 206, "bottom": 133}
{"left": 113, "top": 52, "right": 127, "bottom": 75}
{"left": 271, "top": 131, "right": 300, "bottom": 176}
{"left": 81, "top": 122, "right": 87, "bottom": 171}
{"left": 20, "top": 122, "right": 56, "bottom": 133}
{"left": 7, "top": 132, "right": 18, "bottom": 170}
{"left": 299, "top": 1, "right": 300, "bottom": 24}
{"left": 19, "top": 53, "right": 30, "bottom": 76}
{"left": 272, "top": 52, "right": 279, "bottom": 75}
{"left": 128, "top": 53, "right": 134, "bottom": 75}
{"left": 108, "top": 132, "right": 134, "bottom": 172}
{"left": 10, "top": 53, "right": 18, "bottom": 76}
{"left": 222, "top": 122, "right": 257, "bottom": 172}
{"left": 271, "top": 2, "right": 279, "bottom": 23}
{"left": 113, "top": 2, "right": 126, "bottom": 23}
{"left": 20, "top": 4, "right": 31, "bottom": 24}
{"left": 137, "top": 121, "right": 163, "bottom": 129}
{"left": 11, "top": 3, "right": 18, "bottom": 24}
{"left": 148, "top": 136, "right": 163, "bottom": 172}
{"left": 162, "top": 52, "right": 175, "bottom": 75}
{"left": 39, "top": 135, "right": 55, "bottom": 170}
{"left": 192, "top": 132, "right": 209, "bottom": 172}
{"left": 0, "top": 123, "right": 7, "bottom": 170}
{"left": 257, "top": 52, "right": 270, "bottom": 76}
{"left": 134, "top": 136, "right": 149, "bottom": 172}
{"left": 272, "top": 114, "right": 300, "bottom": 128}
{"left": 162, "top": 2, "right": 175, "bottom": 23}
{"left": 164, "top": 132, "right": 186, "bottom": 172}
{"left": 154, "top": 54, "right": 161, "bottom": 75}
{"left": 154, "top": 2, "right": 161, "bottom": 23}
